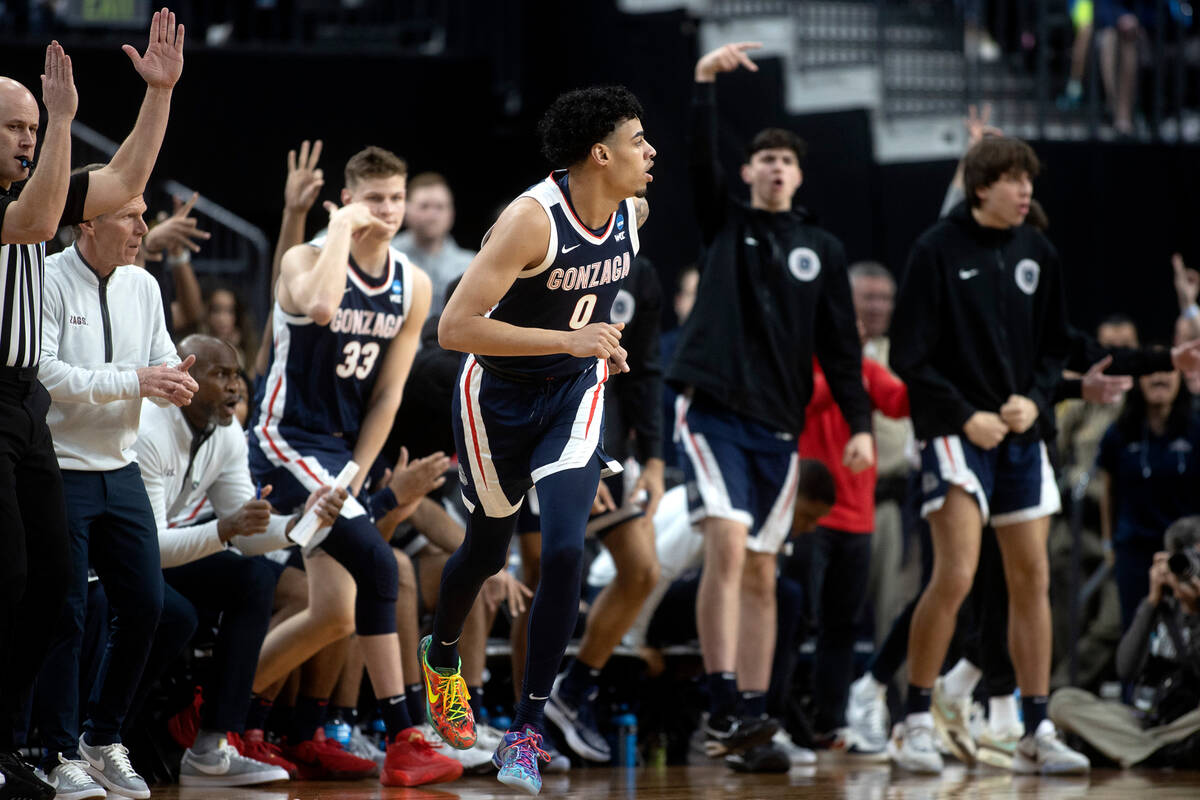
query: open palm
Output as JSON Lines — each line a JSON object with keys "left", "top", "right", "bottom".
{"left": 124, "top": 7, "right": 185, "bottom": 89}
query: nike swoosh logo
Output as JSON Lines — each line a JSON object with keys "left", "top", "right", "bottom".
{"left": 959, "top": 269, "right": 979, "bottom": 280}
{"left": 190, "top": 756, "right": 232, "bottom": 775}
{"left": 88, "top": 756, "right": 105, "bottom": 772}
{"left": 561, "top": 244, "right": 581, "bottom": 254}
{"left": 744, "top": 237, "right": 758, "bottom": 246}
{"left": 389, "top": 696, "right": 405, "bottom": 705}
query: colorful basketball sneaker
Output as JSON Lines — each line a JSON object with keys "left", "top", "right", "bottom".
{"left": 493, "top": 726, "right": 551, "bottom": 795}
{"left": 419, "top": 635, "right": 477, "bottom": 749}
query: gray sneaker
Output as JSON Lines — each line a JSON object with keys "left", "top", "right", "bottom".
{"left": 180, "top": 742, "right": 290, "bottom": 787}
{"left": 77, "top": 736, "right": 149, "bottom": 800}
{"left": 46, "top": 755, "right": 105, "bottom": 800}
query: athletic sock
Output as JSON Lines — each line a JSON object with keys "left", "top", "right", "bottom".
{"left": 405, "top": 682, "right": 426, "bottom": 726}
{"left": 290, "top": 696, "right": 329, "bottom": 742}
{"left": 245, "top": 695, "right": 273, "bottom": 733}
{"left": 192, "top": 729, "right": 225, "bottom": 754}
{"left": 941, "top": 658, "right": 982, "bottom": 699}
{"left": 427, "top": 636, "right": 461, "bottom": 673}
{"left": 739, "top": 691, "right": 767, "bottom": 719}
{"left": 706, "top": 672, "right": 739, "bottom": 722}
{"left": 381, "top": 694, "right": 413, "bottom": 739}
{"left": 1021, "top": 694, "right": 1048, "bottom": 734}
{"left": 905, "top": 685, "right": 933, "bottom": 718}
{"left": 988, "top": 694, "right": 1020, "bottom": 735}
{"left": 468, "top": 685, "right": 485, "bottom": 723}
{"left": 558, "top": 658, "right": 600, "bottom": 705}
{"left": 513, "top": 696, "right": 546, "bottom": 734}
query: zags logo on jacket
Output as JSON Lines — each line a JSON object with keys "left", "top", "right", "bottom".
{"left": 69, "top": 314, "right": 87, "bottom": 326}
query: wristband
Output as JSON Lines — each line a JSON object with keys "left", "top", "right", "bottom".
{"left": 367, "top": 486, "right": 399, "bottom": 522}
{"left": 1184, "top": 304, "right": 1200, "bottom": 321}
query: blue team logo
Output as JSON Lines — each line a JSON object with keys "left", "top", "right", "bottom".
{"left": 390, "top": 279, "right": 404, "bottom": 305}
{"left": 616, "top": 214, "right": 625, "bottom": 231}
{"left": 1014, "top": 259, "right": 1040, "bottom": 295}
{"left": 787, "top": 247, "right": 822, "bottom": 282}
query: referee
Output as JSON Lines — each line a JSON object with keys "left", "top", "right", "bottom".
{"left": 0, "top": 11, "right": 185, "bottom": 796}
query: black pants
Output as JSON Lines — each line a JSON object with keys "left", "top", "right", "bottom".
{"left": 807, "top": 528, "right": 873, "bottom": 732}
{"left": 163, "top": 552, "right": 276, "bottom": 732}
{"left": 38, "top": 464, "right": 164, "bottom": 758}
{"left": 0, "top": 376, "right": 71, "bottom": 751}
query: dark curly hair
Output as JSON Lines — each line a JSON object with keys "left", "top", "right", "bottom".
{"left": 537, "top": 86, "right": 645, "bottom": 167}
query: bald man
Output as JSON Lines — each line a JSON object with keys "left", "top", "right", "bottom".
{"left": 0, "top": 14, "right": 185, "bottom": 797}
{"left": 130, "top": 334, "right": 345, "bottom": 787}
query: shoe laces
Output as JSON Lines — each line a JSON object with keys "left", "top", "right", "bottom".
{"left": 906, "top": 724, "right": 937, "bottom": 752}
{"left": 862, "top": 695, "right": 887, "bottom": 738}
{"left": 429, "top": 673, "right": 472, "bottom": 725}
{"left": 506, "top": 730, "right": 551, "bottom": 771}
{"left": 54, "top": 755, "right": 92, "bottom": 786}
{"left": 97, "top": 743, "right": 140, "bottom": 781}
{"left": 401, "top": 730, "right": 438, "bottom": 757}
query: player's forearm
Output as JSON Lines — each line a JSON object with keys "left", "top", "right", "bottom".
{"left": 408, "top": 497, "right": 465, "bottom": 552}
{"left": 290, "top": 226, "right": 352, "bottom": 323}
{"left": 273, "top": 208, "right": 309, "bottom": 289}
{"left": 171, "top": 258, "right": 205, "bottom": 329}
{"left": 2, "top": 118, "right": 72, "bottom": 243}
{"left": 438, "top": 314, "right": 569, "bottom": 357}
{"left": 87, "top": 87, "right": 171, "bottom": 217}
{"left": 351, "top": 400, "right": 401, "bottom": 495}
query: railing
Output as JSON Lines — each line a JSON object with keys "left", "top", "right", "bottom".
{"left": 70, "top": 120, "right": 272, "bottom": 323}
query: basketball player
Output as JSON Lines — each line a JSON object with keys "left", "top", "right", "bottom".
{"left": 247, "top": 146, "right": 460, "bottom": 788}
{"left": 419, "top": 85, "right": 653, "bottom": 794}
{"left": 889, "top": 135, "right": 1089, "bottom": 774}
{"left": 672, "top": 43, "right": 873, "bottom": 770}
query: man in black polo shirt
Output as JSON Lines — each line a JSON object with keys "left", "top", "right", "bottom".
{"left": 0, "top": 12, "right": 186, "bottom": 796}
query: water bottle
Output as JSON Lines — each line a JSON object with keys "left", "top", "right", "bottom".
{"left": 325, "top": 714, "right": 352, "bottom": 747}
{"left": 371, "top": 715, "right": 388, "bottom": 748}
{"left": 614, "top": 709, "right": 638, "bottom": 767}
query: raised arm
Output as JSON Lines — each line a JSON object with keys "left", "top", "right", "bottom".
{"left": 437, "top": 198, "right": 623, "bottom": 360}
{"left": 0, "top": 44, "right": 77, "bottom": 244}
{"left": 82, "top": 8, "right": 184, "bottom": 219}
{"left": 690, "top": 42, "right": 760, "bottom": 242}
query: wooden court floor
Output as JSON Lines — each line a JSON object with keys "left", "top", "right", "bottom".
{"left": 147, "top": 762, "right": 1200, "bottom": 799}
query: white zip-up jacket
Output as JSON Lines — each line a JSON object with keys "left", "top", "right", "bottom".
{"left": 40, "top": 245, "right": 179, "bottom": 471}
{"left": 134, "top": 400, "right": 294, "bottom": 569}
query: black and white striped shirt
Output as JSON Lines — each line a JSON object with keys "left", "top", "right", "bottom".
{"left": 0, "top": 172, "right": 90, "bottom": 369}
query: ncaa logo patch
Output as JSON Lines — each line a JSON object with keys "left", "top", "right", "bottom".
{"left": 787, "top": 247, "right": 821, "bottom": 282}
{"left": 390, "top": 279, "right": 404, "bottom": 305}
{"left": 1014, "top": 259, "right": 1040, "bottom": 295}
{"left": 616, "top": 214, "right": 625, "bottom": 231}
{"left": 610, "top": 289, "right": 635, "bottom": 324}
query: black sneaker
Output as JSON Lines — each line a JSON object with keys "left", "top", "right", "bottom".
{"left": 545, "top": 678, "right": 611, "bottom": 763}
{"left": 702, "top": 714, "right": 780, "bottom": 758}
{"left": 0, "top": 751, "right": 55, "bottom": 800}
{"left": 725, "top": 742, "right": 791, "bottom": 773}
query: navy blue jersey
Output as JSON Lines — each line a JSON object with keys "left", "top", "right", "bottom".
{"left": 478, "top": 170, "right": 640, "bottom": 379}
{"left": 252, "top": 236, "right": 417, "bottom": 456}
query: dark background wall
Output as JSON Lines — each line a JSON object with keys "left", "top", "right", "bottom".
{"left": 5, "top": 4, "right": 1198, "bottom": 340}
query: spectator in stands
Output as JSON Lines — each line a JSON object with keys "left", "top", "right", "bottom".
{"left": 391, "top": 172, "right": 474, "bottom": 315}
{"left": 204, "top": 284, "right": 259, "bottom": 375}
{"left": 1097, "top": 353, "right": 1200, "bottom": 628}
{"left": 37, "top": 162, "right": 198, "bottom": 799}
{"left": 1097, "top": 0, "right": 1150, "bottom": 136}
{"left": 139, "top": 191, "right": 207, "bottom": 336}
{"left": 1050, "top": 516, "right": 1200, "bottom": 767}
{"left": 133, "top": 334, "right": 345, "bottom": 786}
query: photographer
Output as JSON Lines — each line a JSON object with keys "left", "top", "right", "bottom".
{"left": 1049, "top": 517, "right": 1200, "bottom": 768}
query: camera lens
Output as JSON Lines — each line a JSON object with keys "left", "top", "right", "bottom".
{"left": 1167, "top": 549, "right": 1200, "bottom": 580}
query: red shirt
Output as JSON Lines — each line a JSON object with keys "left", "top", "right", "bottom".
{"left": 799, "top": 358, "right": 909, "bottom": 534}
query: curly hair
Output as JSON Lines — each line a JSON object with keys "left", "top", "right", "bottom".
{"left": 537, "top": 86, "right": 645, "bottom": 167}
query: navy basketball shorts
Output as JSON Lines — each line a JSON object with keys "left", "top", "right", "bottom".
{"left": 454, "top": 355, "right": 621, "bottom": 519}
{"left": 514, "top": 464, "right": 647, "bottom": 540}
{"left": 674, "top": 395, "right": 800, "bottom": 555}
{"left": 247, "top": 425, "right": 371, "bottom": 540}
{"left": 918, "top": 435, "right": 1060, "bottom": 526}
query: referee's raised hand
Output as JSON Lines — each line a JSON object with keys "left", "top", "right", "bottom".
{"left": 123, "top": 7, "right": 185, "bottom": 90}
{"left": 41, "top": 41, "right": 77, "bottom": 120}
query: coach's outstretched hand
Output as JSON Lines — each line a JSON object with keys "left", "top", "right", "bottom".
{"left": 695, "top": 41, "right": 761, "bottom": 83}
{"left": 1080, "top": 355, "right": 1132, "bottom": 405}
{"left": 124, "top": 7, "right": 184, "bottom": 90}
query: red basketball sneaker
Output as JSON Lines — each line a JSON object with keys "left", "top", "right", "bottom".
{"left": 282, "top": 727, "right": 378, "bottom": 779}
{"left": 229, "top": 730, "right": 298, "bottom": 779}
{"left": 381, "top": 727, "right": 463, "bottom": 787}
